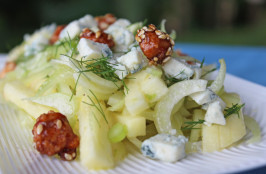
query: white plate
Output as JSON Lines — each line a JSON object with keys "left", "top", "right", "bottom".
{"left": 0, "top": 55, "right": 266, "bottom": 174}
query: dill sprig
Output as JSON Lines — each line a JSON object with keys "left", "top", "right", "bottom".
{"left": 224, "top": 103, "right": 245, "bottom": 118}
{"left": 181, "top": 103, "right": 245, "bottom": 130}
{"left": 42, "top": 34, "right": 79, "bottom": 60}
{"left": 70, "top": 73, "right": 81, "bottom": 101}
{"left": 200, "top": 58, "right": 205, "bottom": 68}
{"left": 61, "top": 35, "right": 129, "bottom": 99}
{"left": 75, "top": 56, "right": 129, "bottom": 93}
{"left": 181, "top": 119, "right": 205, "bottom": 130}
{"left": 79, "top": 57, "right": 120, "bottom": 82}
{"left": 65, "top": 33, "right": 80, "bottom": 57}
{"left": 201, "top": 68, "right": 217, "bottom": 78}
{"left": 83, "top": 89, "right": 108, "bottom": 124}
{"left": 165, "top": 70, "right": 186, "bottom": 87}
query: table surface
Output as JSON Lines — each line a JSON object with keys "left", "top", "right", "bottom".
{"left": 175, "top": 43, "right": 266, "bottom": 87}
{"left": 1, "top": 43, "right": 266, "bottom": 174}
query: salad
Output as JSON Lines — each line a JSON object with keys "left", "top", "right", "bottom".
{"left": 0, "top": 13, "right": 261, "bottom": 170}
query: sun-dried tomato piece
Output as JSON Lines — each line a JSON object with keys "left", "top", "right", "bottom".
{"left": 0, "top": 62, "right": 16, "bottom": 78}
{"left": 80, "top": 28, "right": 115, "bottom": 48}
{"left": 49, "top": 25, "right": 66, "bottom": 45}
{"left": 32, "top": 111, "right": 79, "bottom": 161}
{"left": 136, "top": 24, "right": 175, "bottom": 65}
{"left": 95, "top": 13, "right": 116, "bottom": 30}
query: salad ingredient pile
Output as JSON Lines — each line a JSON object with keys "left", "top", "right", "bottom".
{"left": 0, "top": 13, "right": 261, "bottom": 170}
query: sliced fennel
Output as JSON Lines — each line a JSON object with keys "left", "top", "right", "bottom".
{"left": 154, "top": 79, "right": 207, "bottom": 133}
{"left": 127, "top": 21, "right": 143, "bottom": 35}
{"left": 78, "top": 92, "right": 114, "bottom": 169}
{"left": 36, "top": 66, "right": 75, "bottom": 96}
{"left": 244, "top": 115, "right": 261, "bottom": 144}
{"left": 29, "top": 93, "right": 79, "bottom": 118}
{"left": 3, "top": 81, "right": 53, "bottom": 119}
{"left": 209, "top": 58, "right": 226, "bottom": 94}
{"left": 159, "top": 19, "right": 176, "bottom": 40}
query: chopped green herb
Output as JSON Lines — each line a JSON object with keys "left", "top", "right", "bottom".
{"left": 76, "top": 56, "right": 129, "bottom": 92}
{"left": 224, "top": 103, "right": 245, "bottom": 118}
{"left": 70, "top": 73, "right": 81, "bottom": 101}
{"left": 165, "top": 70, "right": 186, "bottom": 87}
{"left": 201, "top": 68, "right": 217, "bottom": 78}
{"left": 83, "top": 89, "right": 108, "bottom": 124}
{"left": 181, "top": 119, "right": 205, "bottom": 130}
{"left": 200, "top": 58, "right": 205, "bottom": 68}
{"left": 61, "top": 36, "right": 129, "bottom": 99}
{"left": 181, "top": 103, "right": 245, "bottom": 130}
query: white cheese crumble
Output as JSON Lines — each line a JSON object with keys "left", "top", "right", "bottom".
{"left": 114, "top": 63, "right": 129, "bottom": 79}
{"left": 190, "top": 87, "right": 227, "bottom": 126}
{"left": 108, "top": 59, "right": 129, "bottom": 79}
{"left": 116, "top": 47, "right": 147, "bottom": 74}
{"left": 162, "top": 58, "right": 194, "bottom": 79}
{"left": 77, "top": 38, "right": 112, "bottom": 60}
{"left": 78, "top": 14, "right": 97, "bottom": 29}
{"left": 141, "top": 134, "right": 187, "bottom": 162}
{"left": 59, "top": 14, "right": 97, "bottom": 39}
{"left": 59, "top": 20, "right": 80, "bottom": 40}
{"left": 105, "top": 20, "right": 134, "bottom": 52}
{"left": 23, "top": 23, "right": 56, "bottom": 57}
{"left": 204, "top": 99, "right": 226, "bottom": 126}
{"left": 190, "top": 88, "right": 217, "bottom": 105}
{"left": 109, "top": 19, "right": 131, "bottom": 28}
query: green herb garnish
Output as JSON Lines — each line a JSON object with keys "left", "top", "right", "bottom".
{"left": 181, "top": 119, "right": 205, "bottom": 130}
{"left": 79, "top": 57, "right": 120, "bottom": 82}
{"left": 224, "top": 103, "right": 245, "bottom": 118}
{"left": 200, "top": 58, "right": 205, "bottom": 68}
{"left": 165, "top": 70, "right": 186, "bottom": 87}
{"left": 181, "top": 103, "right": 245, "bottom": 130}
{"left": 61, "top": 35, "right": 129, "bottom": 100}
{"left": 83, "top": 89, "right": 108, "bottom": 124}
{"left": 74, "top": 56, "right": 129, "bottom": 93}
{"left": 201, "top": 68, "right": 217, "bottom": 78}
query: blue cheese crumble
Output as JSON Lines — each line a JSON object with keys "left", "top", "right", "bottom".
{"left": 116, "top": 47, "right": 147, "bottom": 74}
{"left": 77, "top": 38, "right": 112, "bottom": 60}
{"left": 190, "top": 88, "right": 217, "bottom": 105}
{"left": 105, "top": 20, "right": 134, "bottom": 52}
{"left": 162, "top": 58, "right": 194, "bottom": 80}
{"left": 24, "top": 23, "right": 56, "bottom": 57}
{"left": 59, "top": 14, "right": 97, "bottom": 40}
{"left": 203, "top": 98, "right": 226, "bottom": 126}
{"left": 141, "top": 134, "right": 187, "bottom": 162}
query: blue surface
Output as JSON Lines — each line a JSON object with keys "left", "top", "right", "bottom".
{"left": 176, "top": 43, "right": 266, "bottom": 174}
{"left": 175, "top": 43, "right": 266, "bottom": 86}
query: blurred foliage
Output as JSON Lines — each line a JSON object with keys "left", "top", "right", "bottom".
{"left": 0, "top": 0, "right": 266, "bottom": 52}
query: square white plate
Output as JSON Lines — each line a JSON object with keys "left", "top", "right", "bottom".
{"left": 0, "top": 55, "right": 266, "bottom": 174}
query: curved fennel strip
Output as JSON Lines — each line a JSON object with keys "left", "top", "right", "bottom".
{"left": 209, "top": 58, "right": 226, "bottom": 93}
{"left": 244, "top": 115, "right": 261, "bottom": 144}
{"left": 80, "top": 71, "right": 122, "bottom": 91}
{"left": 154, "top": 79, "right": 208, "bottom": 134}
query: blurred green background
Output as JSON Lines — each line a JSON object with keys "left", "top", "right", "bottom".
{"left": 0, "top": 0, "right": 266, "bottom": 52}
